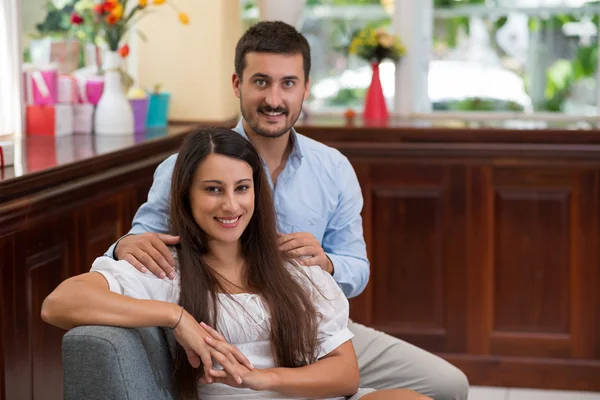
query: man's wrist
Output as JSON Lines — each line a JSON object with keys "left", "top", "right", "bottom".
{"left": 113, "top": 234, "right": 134, "bottom": 260}
{"left": 325, "top": 255, "right": 335, "bottom": 275}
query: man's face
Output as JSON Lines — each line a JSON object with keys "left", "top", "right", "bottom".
{"left": 233, "top": 52, "right": 309, "bottom": 138}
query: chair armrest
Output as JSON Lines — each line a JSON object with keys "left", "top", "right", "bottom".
{"left": 62, "top": 326, "right": 176, "bottom": 400}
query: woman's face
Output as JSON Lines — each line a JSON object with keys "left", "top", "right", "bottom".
{"left": 189, "top": 153, "right": 255, "bottom": 244}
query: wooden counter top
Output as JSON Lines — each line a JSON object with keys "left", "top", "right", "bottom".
{"left": 295, "top": 116, "right": 600, "bottom": 144}
{"left": 0, "top": 124, "right": 202, "bottom": 203}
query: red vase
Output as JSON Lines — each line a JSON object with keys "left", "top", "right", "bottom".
{"left": 363, "top": 62, "right": 389, "bottom": 121}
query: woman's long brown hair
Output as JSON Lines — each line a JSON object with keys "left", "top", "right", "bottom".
{"left": 170, "top": 127, "right": 319, "bottom": 399}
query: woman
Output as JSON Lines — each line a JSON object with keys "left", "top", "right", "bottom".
{"left": 42, "top": 127, "right": 430, "bottom": 400}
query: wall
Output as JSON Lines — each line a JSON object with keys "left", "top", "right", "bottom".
{"left": 133, "top": 0, "right": 242, "bottom": 121}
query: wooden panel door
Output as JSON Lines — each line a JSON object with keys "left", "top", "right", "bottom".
{"left": 463, "top": 166, "right": 600, "bottom": 388}
{"left": 77, "top": 192, "right": 132, "bottom": 273}
{"left": 2, "top": 213, "right": 76, "bottom": 400}
{"left": 352, "top": 162, "right": 468, "bottom": 354}
{"left": 0, "top": 234, "right": 15, "bottom": 400}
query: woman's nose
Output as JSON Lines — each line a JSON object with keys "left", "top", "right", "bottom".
{"left": 221, "top": 193, "right": 238, "bottom": 212}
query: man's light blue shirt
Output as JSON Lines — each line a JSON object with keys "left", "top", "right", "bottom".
{"left": 105, "top": 120, "right": 369, "bottom": 298}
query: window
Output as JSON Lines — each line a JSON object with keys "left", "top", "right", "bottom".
{"left": 241, "top": 0, "right": 392, "bottom": 113}
{"left": 432, "top": 0, "right": 600, "bottom": 115}
{"left": 242, "top": 0, "right": 600, "bottom": 118}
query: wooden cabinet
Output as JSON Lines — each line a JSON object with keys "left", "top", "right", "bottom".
{"left": 350, "top": 162, "right": 469, "bottom": 354}
{"left": 0, "top": 134, "right": 178, "bottom": 400}
{"left": 332, "top": 139, "right": 600, "bottom": 392}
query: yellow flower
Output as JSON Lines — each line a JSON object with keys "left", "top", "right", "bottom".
{"left": 178, "top": 12, "right": 189, "bottom": 24}
{"left": 378, "top": 32, "right": 395, "bottom": 48}
{"left": 139, "top": 0, "right": 147, "bottom": 6}
{"left": 153, "top": 0, "right": 165, "bottom": 4}
{"left": 111, "top": 3, "right": 123, "bottom": 19}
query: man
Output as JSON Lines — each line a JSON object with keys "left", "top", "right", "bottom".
{"left": 106, "top": 21, "right": 468, "bottom": 400}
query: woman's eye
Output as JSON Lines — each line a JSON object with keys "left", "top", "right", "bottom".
{"left": 236, "top": 185, "right": 249, "bottom": 192}
{"left": 206, "top": 187, "right": 220, "bottom": 193}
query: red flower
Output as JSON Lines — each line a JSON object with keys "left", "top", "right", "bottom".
{"left": 70, "top": 13, "right": 84, "bottom": 25}
{"left": 93, "top": 4, "right": 103, "bottom": 14}
{"left": 102, "top": 1, "right": 116, "bottom": 13}
{"left": 105, "top": 13, "right": 118, "bottom": 24}
{"left": 118, "top": 44, "right": 130, "bottom": 58}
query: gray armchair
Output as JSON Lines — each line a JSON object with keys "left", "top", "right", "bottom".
{"left": 62, "top": 326, "right": 177, "bottom": 400}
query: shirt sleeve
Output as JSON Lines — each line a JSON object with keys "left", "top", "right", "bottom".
{"left": 90, "top": 256, "right": 180, "bottom": 303}
{"left": 104, "top": 154, "right": 177, "bottom": 258}
{"left": 323, "top": 155, "right": 370, "bottom": 299}
{"left": 296, "top": 265, "right": 354, "bottom": 359}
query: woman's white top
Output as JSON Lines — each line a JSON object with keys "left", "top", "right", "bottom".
{"left": 90, "top": 256, "right": 354, "bottom": 400}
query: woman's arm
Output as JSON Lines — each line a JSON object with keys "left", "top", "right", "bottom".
{"left": 266, "top": 340, "right": 359, "bottom": 398}
{"left": 41, "top": 272, "right": 181, "bottom": 330}
{"left": 203, "top": 325, "right": 360, "bottom": 398}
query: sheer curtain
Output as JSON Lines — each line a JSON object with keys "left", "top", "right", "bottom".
{"left": 0, "top": 0, "right": 23, "bottom": 136}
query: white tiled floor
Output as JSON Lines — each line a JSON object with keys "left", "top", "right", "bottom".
{"left": 469, "top": 386, "right": 600, "bottom": 400}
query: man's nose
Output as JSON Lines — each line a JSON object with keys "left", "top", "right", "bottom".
{"left": 265, "top": 85, "right": 282, "bottom": 108}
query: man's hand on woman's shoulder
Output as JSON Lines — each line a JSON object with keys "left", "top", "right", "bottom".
{"left": 115, "top": 232, "right": 180, "bottom": 279}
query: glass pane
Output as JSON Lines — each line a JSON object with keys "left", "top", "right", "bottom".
{"left": 432, "top": 0, "right": 599, "bottom": 114}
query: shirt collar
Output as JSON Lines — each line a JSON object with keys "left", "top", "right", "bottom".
{"left": 233, "top": 118, "right": 304, "bottom": 163}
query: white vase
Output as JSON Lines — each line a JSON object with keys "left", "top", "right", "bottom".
{"left": 94, "top": 51, "right": 134, "bottom": 135}
{"left": 257, "top": 0, "right": 307, "bottom": 29}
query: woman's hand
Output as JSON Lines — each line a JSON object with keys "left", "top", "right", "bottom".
{"left": 171, "top": 310, "right": 216, "bottom": 382}
{"left": 172, "top": 310, "right": 252, "bottom": 383}
{"left": 201, "top": 366, "right": 274, "bottom": 392}
{"left": 199, "top": 322, "right": 272, "bottom": 391}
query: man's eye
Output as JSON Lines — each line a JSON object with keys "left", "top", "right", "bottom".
{"left": 256, "top": 80, "right": 266, "bottom": 87}
{"left": 284, "top": 81, "right": 294, "bottom": 87}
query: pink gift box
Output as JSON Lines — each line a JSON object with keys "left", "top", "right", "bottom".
{"left": 73, "top": 104, "right": 95, "bottom": 134}
{"left": 58, "top": 75, "right": 79, "bottom": 104}
{"left": 23, "top": 66, "right": 59, "bottom": 106}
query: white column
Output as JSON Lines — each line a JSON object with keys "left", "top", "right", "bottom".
{"left": 257, "top": 0, "right": 307, "bottom": 29}
{"left": 393, "top": 0, "right": 433, "bottom": 116}
{"left": 596, "top": 17, "right": 600, "bottom": 117}
{"left": 0, "top": 0, "right": 24, "bottom": 137}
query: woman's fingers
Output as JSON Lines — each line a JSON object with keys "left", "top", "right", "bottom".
{"left": 208, "top": 369, "right": 228, "bottom": 378}
{"left": 200, "top": 321, "right": 226, "bottom": 341}
{"left": 184, "top": 347, "right": 200, "bottom": 369}
{"left": 232, "top": 347, "right": 254, "bottom": 370}
{"left": 207, "top": 346, "right": 244, "bottom": 384}
{"left": 201, "top": 331, "right": 254, "bottom": 369}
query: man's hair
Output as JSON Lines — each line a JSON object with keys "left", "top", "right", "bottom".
{"left": 235, "top": 21, "right": 311, "bottom": 82}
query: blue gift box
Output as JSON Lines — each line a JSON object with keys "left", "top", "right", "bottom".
{"left": 146, "top": 92, "right": 170, "bottom": 128}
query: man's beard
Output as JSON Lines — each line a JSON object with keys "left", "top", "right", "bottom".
{"left": 240, "top": 96, "right": 302, "bottom": 139}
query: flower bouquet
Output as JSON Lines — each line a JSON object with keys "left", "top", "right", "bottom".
{"left": 348, "top": 26, "right": 405, "bottom": 120}
{"left": 68, "top": 0, "right": 189, "bottom": 135}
